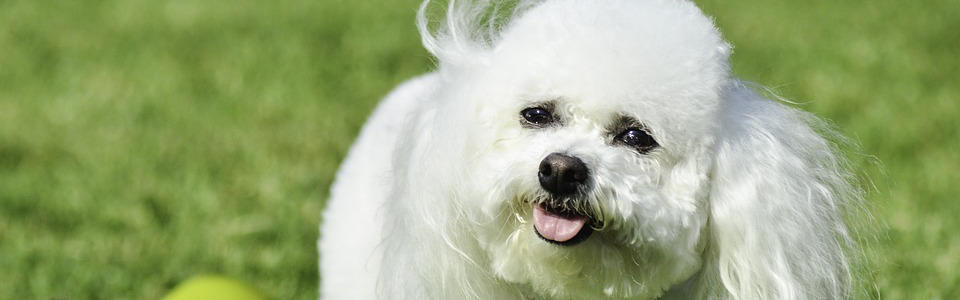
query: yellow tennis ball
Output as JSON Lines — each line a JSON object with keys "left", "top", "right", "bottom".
{"left": 164, "top": 275, "right": 267, "bottom": 300}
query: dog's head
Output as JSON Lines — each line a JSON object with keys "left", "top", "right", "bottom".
{"left": 411, "top": 0, "right": 858, "bottom": 298}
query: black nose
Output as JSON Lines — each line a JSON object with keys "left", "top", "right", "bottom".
{"left": 538, "top": 153, "right": 589, "bottom": 196}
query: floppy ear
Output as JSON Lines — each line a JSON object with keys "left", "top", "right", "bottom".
{"left": 695, "top": 82, "right": 860, "bottom": 299}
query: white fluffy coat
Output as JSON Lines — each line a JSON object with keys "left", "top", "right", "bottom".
{"left": 320, "top": 0, "right": 860, "bottom": 299}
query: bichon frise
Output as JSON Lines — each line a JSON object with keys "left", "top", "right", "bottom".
{"left": 320, "top": 0, "right": 862, "bottom": 299}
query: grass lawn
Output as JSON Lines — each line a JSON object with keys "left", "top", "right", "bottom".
{"left": 0, "top": 0, "right": 957, "bottom": 298}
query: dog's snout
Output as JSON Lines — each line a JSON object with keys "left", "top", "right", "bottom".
{"left": 538, "top": 153, "right": 589, "bottom": 196}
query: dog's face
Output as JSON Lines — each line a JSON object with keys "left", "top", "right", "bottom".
{"left": 399, "top": 1, "right": 856, "bottom": 298}
{"left": 427, "top": 1, "right": 732, "bottom": 298}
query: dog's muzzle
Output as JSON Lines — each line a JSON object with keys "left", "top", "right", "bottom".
{"left": 534, "top": 153, "right": 593, "bottom": 246}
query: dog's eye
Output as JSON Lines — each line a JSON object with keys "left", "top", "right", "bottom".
{"left": 615, "top": 128, "right": 658, "bottom": 153}
{"left": 521, "top": 107, "right": 554, "bottom": 127}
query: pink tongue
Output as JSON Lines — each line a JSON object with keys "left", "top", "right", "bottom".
{"left": 533, "top": 204, "right": 587, "bottom": 243}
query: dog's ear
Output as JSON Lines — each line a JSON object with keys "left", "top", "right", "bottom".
{"left": 696, "top": 83, "right": 860, "bottom": 299}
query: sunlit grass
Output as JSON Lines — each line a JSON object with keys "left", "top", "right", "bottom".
{"left": 0, "top": 0, "right": 956, "bottom": 298}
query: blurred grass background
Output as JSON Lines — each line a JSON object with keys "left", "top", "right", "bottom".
{"left": 0, "top": 0, "right": 956, "bottom": 298}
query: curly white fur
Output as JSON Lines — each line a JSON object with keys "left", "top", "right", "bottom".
{"left": 319, "top": 0, "right": 861, "bottom": 299}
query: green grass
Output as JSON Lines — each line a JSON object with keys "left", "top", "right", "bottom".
{"left": 0, "top": 0, "right": 956, "bottom": 298}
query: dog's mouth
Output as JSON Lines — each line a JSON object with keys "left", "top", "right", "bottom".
{"left": 532, "top": 203, "right": 593, "bottom": 246}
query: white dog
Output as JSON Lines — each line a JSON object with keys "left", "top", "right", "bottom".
{"left": 320, "top": 0, "right": 861, "bottom": 299}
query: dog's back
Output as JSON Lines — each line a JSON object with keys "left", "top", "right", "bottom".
{"left": 319, "top": 74, "right": 439, "bottom": 299}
